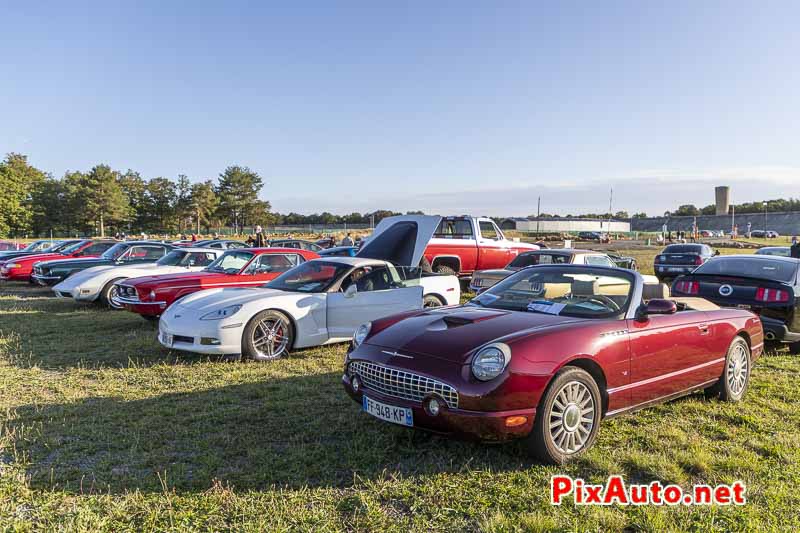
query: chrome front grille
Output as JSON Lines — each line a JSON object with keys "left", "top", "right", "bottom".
{"left": 349, "top": 361, "right": 459, "bottom": 409}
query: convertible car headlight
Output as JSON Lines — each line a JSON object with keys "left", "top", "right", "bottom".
{"left": 353, "top": 322, "right": 372, "bottom": 348}
{"left": 471, "top": 343, "right": 511, "bottom": 381}
{"left": 6, "top": 263, "right": 21, "bottom": 269}
{"left": 200, "top": 304, "right": 242, "bottom": 320}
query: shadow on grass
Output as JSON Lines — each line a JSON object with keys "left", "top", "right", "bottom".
{"left": 0, "top": 282, "right": 216, "bottom": 369}
{"left": 5, "top": 373, "right": 538, "bottom": 494}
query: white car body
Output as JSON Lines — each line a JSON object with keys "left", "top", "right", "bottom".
{"left": 158, "top": 216, "right": 461, "bottom": 355}
{"left": 52, "top": 247, "right": 222, "bottom": 302}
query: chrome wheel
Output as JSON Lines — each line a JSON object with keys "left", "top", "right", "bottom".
{"left": 726, "top": 342, "right": 749, "bottom": 397}
{"left": 108, "top": 284, "right": 123, "bottom": 309}
{"left": 423, "top": 295, "right": 443, "bottom": 308}
{"left": 251, "top": 317, "right": 290, "bottom": 359}
{"left": 549, "top": 380, "right": 595, "bottom": 454}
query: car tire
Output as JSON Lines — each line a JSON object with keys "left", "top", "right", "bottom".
{"left": 708, "top": 336, "right": 751, "bottom": 402}
{"left": 527, "top": 366, "right": 602, "bottom": 464}
{"left": 242, "top": 310, "right": 294, "bottom": 361}
{"left": 434, "top": 264, "right": 456, "bottom": 276}
{"left": 423, "top": 294, "right": 445, "bottom": 308}
{"left": 99, "top": 277, "right": 126, "bottom": 309}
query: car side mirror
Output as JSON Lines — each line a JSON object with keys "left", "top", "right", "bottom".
{"left": 344, "top": 284, "right": 358, "bottom": 298}
{"left": 637, "top": 298, "right": 677, "bottom": 320}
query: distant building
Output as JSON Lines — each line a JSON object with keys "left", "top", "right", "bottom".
{"left": 500, "top": 218, "right": 631, "bottom": 233}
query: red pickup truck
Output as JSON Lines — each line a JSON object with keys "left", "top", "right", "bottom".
{"left": 422, "top": 216, "right": 538, "bottom": 278}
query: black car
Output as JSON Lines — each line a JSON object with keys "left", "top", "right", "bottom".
{"left": 31, "top": 241, "right": 173, "bottom": 286}
{"left": 269, "top": 239, "right": 324, "bottom": 252}
{"left": 653, "top": 243, "right": 717, "bottom": 282}
{"left": 672, "top": 255, "right": 800, "bottom": 352}
{"left": 606, "top": 251, "right": 638, "bottom": 270}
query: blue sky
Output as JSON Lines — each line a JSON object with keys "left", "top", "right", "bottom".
{"left": 2, "top": 1, "right": 800, "bottom": 216}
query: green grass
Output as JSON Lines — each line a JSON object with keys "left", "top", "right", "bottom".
{"left": 1, "top": 255, "right": 799, "bottom": 530}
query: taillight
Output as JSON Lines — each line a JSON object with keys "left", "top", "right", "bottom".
{"left": 674, "top": 280, "right": 699, "bottom": 295}
{"left": 755, "top": 287, "right": 790, "bottom": 303}
{"left": 694, "top": 256, "right": 703, "bottom": 265}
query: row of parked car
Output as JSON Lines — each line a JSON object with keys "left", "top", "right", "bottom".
{"left": 4, "top": 218, "right": 798, "bottom": 463}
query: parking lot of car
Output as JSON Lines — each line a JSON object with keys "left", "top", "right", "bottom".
{"left": 0, "top": 245, "right": 798, "bottom": 530}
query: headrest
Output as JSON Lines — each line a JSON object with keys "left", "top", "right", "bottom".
{"left": 642, "top": 283, "right": 669, "bottom": 301}
{"left": 571, "top": 280, "right": 599, "bottom": 296}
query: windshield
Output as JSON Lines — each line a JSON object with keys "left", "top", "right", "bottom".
{"left": 663, "top": 244, "right": 704, "bottom": 254}
{"left": 206, "top": 250, "right": 254, "bottom": 274}
{"left": 265, "top": 260, "right": 352, "bottom": 293}
{"left": 25, "top": 241, "right": 55, "bottom": 252}
{"left": 59, "top": 241, "right": 88, "bottom": 254}
{"left": 157, "top": 250, "right": 217, "bottom": 267}
{"left": 509, "top": 253, "right": 569, "bottom": 268}
{"left": 755, "top": 247, "right": 790, "bottom": 257}
{"left": 46, "top": 240, "right": 74, "bottom": 252}
{"left": 470, "top": 266, "right": 634, "bottom": 318}
{"left": 101, "top": 243, "right": 131, "bottom": 260}
{"left": 695, "top": 257, "right": 799, "bottom": 283}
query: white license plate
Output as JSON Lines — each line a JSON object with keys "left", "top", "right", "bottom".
{"left": 160, "top": 332, "right": 173, "bottom": 346}
{"left": 362, "top": 395, "right": 413, "bottom": 427}
{"left": 668, "top": 267, "right": 684, "bottom": 272}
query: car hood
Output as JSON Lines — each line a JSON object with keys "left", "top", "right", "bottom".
{"left": 124, "top": 270, "right": 222, "bottom": 288}
{"left": 356, "top": 215, "right": 441, "bottom": 267}
{"left": 174, "top": 287, "right": 289, "bottom": 312}
{"left": 364, "top": 306, "right": 584, "bottom": 363}
{"left": 37, "top": 257, "right": 111, "bottom": 269}
{"left": 53, "top": 263, "right": 170, "bottom": 291}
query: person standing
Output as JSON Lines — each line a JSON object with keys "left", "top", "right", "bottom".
{"left": 254, "top": 225, "right": 266, "bottom": 247}
{"left": 341, "top": 233, "right": 354, "bottom": 246}
{"left": 791, "top": 236, "right": 800, "bottom": 259}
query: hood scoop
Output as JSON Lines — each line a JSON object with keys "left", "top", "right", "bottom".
{"left": 425, "top": 309, "right": 509, "bottom": 331}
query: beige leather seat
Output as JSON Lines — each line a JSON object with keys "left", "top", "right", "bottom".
{"left": 642, "top": 283, "right": 669, "bottom": 301}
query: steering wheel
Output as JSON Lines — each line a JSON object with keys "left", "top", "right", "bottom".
{"left": 583, "top": 294, "right": 621, "bottom": 312}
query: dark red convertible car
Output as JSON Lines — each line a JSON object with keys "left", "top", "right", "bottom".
{"left": 113, "top": 247, "right": 319, "bottom": 319}
{"left": 343, "top": 265, "right": 763, "bottom": 463}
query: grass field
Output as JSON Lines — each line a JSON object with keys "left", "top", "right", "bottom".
{"left": 1, "top": 248, "right": 799, "bottom": 531}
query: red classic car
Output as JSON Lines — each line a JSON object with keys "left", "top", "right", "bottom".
{"left": 343, "top": 265, "right": 763, "bottom": 464}
{"left": 113, "top": 247, "right": 320, "bottom": 318}
{"left": 0, "top": 239, "right": 116, "bottom": 282}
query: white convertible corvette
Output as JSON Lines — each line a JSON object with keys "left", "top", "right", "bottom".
{"left": 158, "top": 216, "right": 461, "bottom": 360}
{"left": 52, "top": 247, "right": 222, "bottom": 308}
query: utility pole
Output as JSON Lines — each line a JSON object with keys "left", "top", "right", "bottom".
{"left": 536, "top": 196, "right": 541, "bottom": 236}
{"left": 764, "top": 201, "right": 768, "bottom": 234}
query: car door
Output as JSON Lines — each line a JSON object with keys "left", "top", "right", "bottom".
{"left": 625, "top": 309, "right": 712, "bottom": 407}
{"left": 326, "top": 266, "right": 423, "bottom": 340}
{"left": 477, "top": 219, "right": 512, "bottom": 269}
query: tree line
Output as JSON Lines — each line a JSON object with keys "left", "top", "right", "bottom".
{"left": 668, "top": 200, "right": 800, "bottom": 217}
{"left": 0, "top": 153, "right": 405, "bottom": 238}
